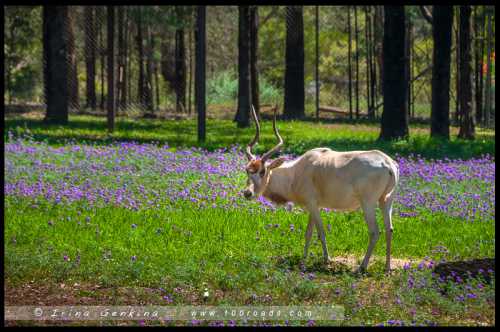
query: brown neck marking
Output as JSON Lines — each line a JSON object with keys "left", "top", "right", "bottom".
{"left": 264, "top": 191, "right": 289, "bottom": 205}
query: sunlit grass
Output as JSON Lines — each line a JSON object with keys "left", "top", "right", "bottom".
{"left": 5, "top": 114, "right": 495, "bottom": 160}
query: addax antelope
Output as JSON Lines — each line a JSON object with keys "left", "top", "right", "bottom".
{"left": 242, "top": 106, "right": 399, "bottom": 272}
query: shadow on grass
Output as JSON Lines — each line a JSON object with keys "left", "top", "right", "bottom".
{"left": 433, "top": 258, "right": 495, "bottom": 285}
{"left": 5, "top": 116, "right": 495, "bottom": 159}
{"left": 274, "top": 254, "right": 357, "bottom": 276}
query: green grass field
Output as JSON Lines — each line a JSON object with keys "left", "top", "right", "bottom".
{"left": 5, "top": 113, "right": 495, "bottom": 158}
{"left": 4, "top": 114, "right": 495, "bottom": 326}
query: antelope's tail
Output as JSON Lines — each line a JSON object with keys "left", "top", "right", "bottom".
{"left": 382, "top": 160, "right": 399, "bottom": 203}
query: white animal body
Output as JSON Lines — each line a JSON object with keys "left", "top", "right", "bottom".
{"left": 243, "top": 106, "right": 399, "bottom": 272}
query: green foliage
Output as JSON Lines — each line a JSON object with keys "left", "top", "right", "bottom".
{"left": 4, "top": 6, "right": 43, "bottom": 103}
{"left": 207, "top": 71, "right": 281, "bottom": 106}
{"left": 207, "top": 71, "right": 238, "bottom": 105}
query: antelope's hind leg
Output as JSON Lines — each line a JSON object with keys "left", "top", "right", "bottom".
{"left": 379, "top": 195, "right": 394, "bottom": 273}
{"left": 358, "top": 202, "right": 380, "bottom": 272}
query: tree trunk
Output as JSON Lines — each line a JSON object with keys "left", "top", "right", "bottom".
{"left": 315, "top": 5, "right": 319, "bottom": 121}
{"left": 347, "top": 6, "right": 353, "bottom": 120}
{"left": 145, "top": 25, "right": 154, "bottom": 112}
{"left": 411, "top": 20, "right": 415, "bottom": 119}
{"left": 126, "top": 10, "right": 132, "bottom": 109}
{"left": 43, "top": 6, "right": 69, "bottom": 124}
{"left": 155, "top": 60, "right": 160, "bottom": 112}
{"left": 458, "top": 6, "right": 475, "bottom": 139}
{"left": 474, "top": 7, "right": 484, "bottom": 125}
{"left": 175, "top": 28, "right": 187, "bottom": 113}
{"left": 374, "top": 6, "right": 384, "bottom": 98}
{"left": 370, "top": 6, "right": 377, "bottom": 118}
{"left": 136, "top": 8, "right": 145, "bottom": 108}
{"left": 250, "top": 6, "right": 260, "bottom": 117}
{"left": 107, "top": 6, "right": 115, "bottom": 132}
{"left": 235, "top": 6, "right": 251, "bottom": 128}
{"left": 121, "top": 7, "right": 129, "bottom": 110}
{"left": 7, "top": 20, "right": 15, "bottom": 105}
{"left": 196, "top": 6, "right": 206, "bottom": 142}
{"left": 84, "top": 6, "right": 97, "bottom": 110}
{"left": 405, "top": 12, "right": 412, "bottom": 120}
{"left": 116, "top": 6, "right": 124, "bottom": 112}
{"left": 379, "top": 6, "right": 408, "bottom": 140}
{"left": 99, "top": 9, "right": 105, "bottom": 110}
{"left": 68, "top": 8, "right": 79, "bottom": 111}
{"left": 150, "top": 31, "right": 160, "bottom": 111}
{"left": 454, "top": 8, "right": 460, "bottom": 124}
{"left": 283, "top": 6, "right": 305, "bottom": 120}
{"left": 354, "top": 5, "right": 360, "bottom": 119}
{"left": 188, "top": 26, "right": 194, "bottom": 115}
{"left": 430, "top": 6, "right": 454, "bottom": 139}
{"left": 364, "top": 6, "right": 372, "bottom": 118}
{"left": 483, "top": 9, "right": 493, "bottom": 127}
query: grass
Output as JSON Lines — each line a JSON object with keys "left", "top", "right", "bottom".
{"left": 4, "top": 112, "right": 495, "bottom": 326}
{"left": 5, "top": 113, "right": 496, "bottom": 160}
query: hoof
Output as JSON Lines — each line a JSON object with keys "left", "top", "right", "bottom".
{"left": 324, "top": 257, "right": 335, "bottom": 265}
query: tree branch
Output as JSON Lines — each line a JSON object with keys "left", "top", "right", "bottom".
{"left": 419, "top": 6, "right": 433, "bottom": 25}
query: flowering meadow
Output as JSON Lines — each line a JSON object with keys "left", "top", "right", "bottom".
{"left": 4, "top": 133, "right": 495, "bottom": 326}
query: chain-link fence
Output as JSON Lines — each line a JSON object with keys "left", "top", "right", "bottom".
{"left": 4, "top": 5, "right": 495, "bottom": 126}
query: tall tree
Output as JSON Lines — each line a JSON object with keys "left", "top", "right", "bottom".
{"left": 474, "top": 7, "right": 485, "bottom": 125}
{"left": 369, "top": 6, "right": 377, "bottom": 118}
{"left": 283, "top": 6, "right": 305, "bottom": 119}
{"left": 126, "top": 11, "right": 132, "bottom": 109}
{"left": 379, "top": 6, "right": 408, "bottom": 140}
{"left": 121, "top": 7, "right": 129, "bottom": 109}
{"left": 152, "top": 33, "right": 160, "bottom": 112}
{"left": 84, "top": 6, "right": 97, "bottom": 110}
{"left": 373, "top": 6, "right": 384, "bottom": 98}
{"left": 315, "top": 5, "right": 319, "bottom": 121}
{"left": 250, "top": 6, "right": 260, "bottom": 117}
{"left": 195, "top": 6, "right": 206, "bottom": 142}
{"left": 483, "top": 8, "right": 493, "bottom": 127}
{"left": 68, "top": 8, "right": 79, "bottom": 110}
{"left": 175, "top": 21, "right": 187, "bottom": 113}
{"left": 136, "top": 7, "right": 145, "bottom": 108}
{"left": 347, "top": 6, "right": 353, "bottom": 119}
{"left": 43, "top": 6, "right": 69, "bottom": 124}
{"left": 364, "top": 6, "right": 373, "bottom": 118}
{"left": 117, "top": 6, "right": 125, "bottom": 111}
{"left": 354, "top": 6, "right": 360, "bottom": 119}
{"left": 107, "top": 6, "right": 115, "bottom": 132}
{"left": 188, "top": 26, "right": 194, "bottom": 115}
{"left": 454, "top": 8, "right": 460, "bottom": 124}
{"left": 458, "top": 5, "right": 475, "bottom": 139}
{"left": 430, "top": 6, "right": 454, "bottom": 139}
{"left": 99, "top": 9, "right": 106, "bottom": 110}
{"left": 144, "top": 23, "right": 154, "bottom": 112}
{"left": 235, "top": 6, "right": 251, "bottom": 128}
{"left": 405, "top": 10, "right": 412, "bottom": 120}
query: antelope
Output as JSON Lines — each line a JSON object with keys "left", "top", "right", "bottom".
{"left": 242, "top": 106, "right": 399, "bottom": 272}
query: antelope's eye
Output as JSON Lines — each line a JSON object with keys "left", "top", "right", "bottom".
{"left": 259, "top": 168, "right": 266, "bottom": 177}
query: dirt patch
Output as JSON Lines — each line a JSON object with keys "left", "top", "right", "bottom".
{"left": 326, "top": 254, "right": 413, "bottom": 271}
{"left": 4, "top": 281, "right": 164, "bottom": 306}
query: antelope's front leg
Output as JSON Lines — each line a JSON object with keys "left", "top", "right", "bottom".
{"left": 309, "top": 206, "right": 331, "bottom": 264}
{"left": 303, "top": 215, "right": 315, "bottom": 262}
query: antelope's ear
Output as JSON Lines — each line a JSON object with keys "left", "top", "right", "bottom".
{"left": 267, "top": 157, "right": 286, "bottom": 170}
